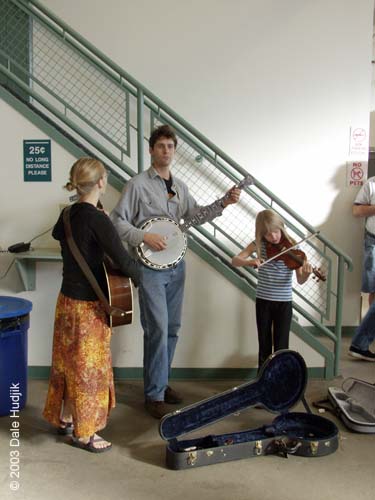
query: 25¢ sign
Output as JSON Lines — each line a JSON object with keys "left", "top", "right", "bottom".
{"left": 23, "top": 140, "right": 51, "bottom": 182}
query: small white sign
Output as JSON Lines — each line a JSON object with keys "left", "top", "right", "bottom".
{"left": 346, "top": 160, "right": 368, "bottom": 187}
{"left": 349, "top": 126, "right": 369, "bottom": 157}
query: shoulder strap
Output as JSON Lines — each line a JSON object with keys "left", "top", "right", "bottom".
{"left": 62, "top": 206, "right": 123, "bottom": 318}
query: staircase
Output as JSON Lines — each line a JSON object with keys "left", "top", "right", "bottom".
{"left": 0, "top": 0, "right": 353, "bottom": 378}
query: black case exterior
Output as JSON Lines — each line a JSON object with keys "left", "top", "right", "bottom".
{"left": 160, "top": 350, "right": 339, "bottom": 470}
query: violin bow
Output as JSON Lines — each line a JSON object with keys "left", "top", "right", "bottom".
{"left": 257, "top": 231, "right": 320, "bottom": 268}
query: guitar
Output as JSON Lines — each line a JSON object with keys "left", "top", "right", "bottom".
{"left": 103, "top": 258, "right": 134, "bottom": 328}
{"left": 64, "top": 202, "right": 133, "bottom": 328}
{"left": 137, "top": 174, "right": 254, "bottom": 269}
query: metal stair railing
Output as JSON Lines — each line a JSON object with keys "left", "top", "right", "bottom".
{"left": 0, "top": 0, "right": 353, "bottom": 377}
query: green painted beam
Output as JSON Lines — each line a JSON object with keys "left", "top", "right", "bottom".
{"left": 188, "top": 235, "right": 336, "bottom": 379}
{"left": 28, "top": 366, "right": 326, "bottom": 381}
{"left": 1, "top": 0, "right": 346, "bottom": 381}
{"left": 0, "top": 85, "right": 126, "bottom": 192}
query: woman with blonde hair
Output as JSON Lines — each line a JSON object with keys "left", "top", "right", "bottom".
{"left": 43, "top": 158, "right": 139, "bottom": 453}
{"left": 232, "top": 209, "right": 312, "bottom": 368}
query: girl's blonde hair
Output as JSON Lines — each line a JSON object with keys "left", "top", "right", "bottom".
{"left": 64, "top": 157, "right": 106, "bottom": 196}
{"left": 255, "top": 209, "right": 295, "bottom": 258}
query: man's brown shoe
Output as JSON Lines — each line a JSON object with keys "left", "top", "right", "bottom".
{"left": 144, "top": 400, "right": 171, "bottom": 419}
{"left": 164, "top": 386, "right": 183, "bottom": 404}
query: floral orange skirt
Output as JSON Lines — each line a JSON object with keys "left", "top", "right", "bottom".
{"left": 43, "top": 293, "right": 115, "bottom": 437}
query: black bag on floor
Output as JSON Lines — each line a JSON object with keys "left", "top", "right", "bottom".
{"left": 159, "top": 350, "right": 338, "bottom": 470}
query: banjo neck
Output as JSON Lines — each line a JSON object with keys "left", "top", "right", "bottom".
{"left": 179, "top": 174, "right": 254, "bottom": 233}
{"left": 137, "top": 174, "right": 253, "bottom": 270}
{"left": 179, "top": 198, "right": 223, "bottom": 233}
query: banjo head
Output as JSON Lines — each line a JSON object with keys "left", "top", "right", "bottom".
{"left": 137, "top": 217, "right": 187, "bottom": 269}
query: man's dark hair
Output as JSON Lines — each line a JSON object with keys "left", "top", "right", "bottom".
{"left": 149, "top": 124, "right": 178, "bottom": 149}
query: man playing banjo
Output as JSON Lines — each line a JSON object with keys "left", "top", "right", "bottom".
{"left": 111, "top": 125, "right": 241, "bottom": 418}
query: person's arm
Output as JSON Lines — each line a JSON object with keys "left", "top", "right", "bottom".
{"left": 110, "top": 182, "right": 167, "bottom": 251}
{"left": 352, "top": 180, "right": 373, "bottom": 218}
{"left": 94, "top": 212, "right": 140, "bottom": 285}
{"left": 232, "top": 242, "right": 261, "bottom": 268}
{"left": 181, "top": 183, "right": 240, "bottom": 225}
{"left": 352, "top": 204, "right": 375, "bottom": 218}
{"left": 295, "top": 259, "right": 313, "bottom": 284}
{"left": 110, "top": 183, "right": 145, "bottom": 248}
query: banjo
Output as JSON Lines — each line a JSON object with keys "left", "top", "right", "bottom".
{"left": 136, "top": 175, "right": 254, "bottom": 269}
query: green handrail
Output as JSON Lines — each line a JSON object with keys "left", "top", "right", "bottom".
{"left": 0, "top": 64, "right": 136, "bottom": 180}
{"left": 14, "top": 0, "right": 352, "bottom": 269}
{"left": 0, "top": 0, "right": 354, "bottom": 379}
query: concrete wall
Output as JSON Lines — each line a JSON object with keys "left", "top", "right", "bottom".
{"left": 1, "top": 0, "right": 373, "bottom": 370}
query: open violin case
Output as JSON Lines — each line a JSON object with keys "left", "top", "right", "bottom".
{"left": 327, "top": 378, "right": 375, "bottom": 434}
{"left": 159, "top": 350, "right": 338, "bottom": 470}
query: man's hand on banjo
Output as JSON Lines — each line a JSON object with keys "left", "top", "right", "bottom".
{"left": 222, "top": 186, "right": 241, "bottom": 208}
{"left": 143, "top": 232, "right": 168, "bottom": 251}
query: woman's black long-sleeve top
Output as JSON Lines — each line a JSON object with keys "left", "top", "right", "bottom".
{"left": 53, "top": 202, "right": 139, "bottom": 301}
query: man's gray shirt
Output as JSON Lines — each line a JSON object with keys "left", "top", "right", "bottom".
{"left": 354, "top": 176, "right": 375, "bottom": 235}
{"left": 110, "top": 166, "right": 224, "bottom": 255}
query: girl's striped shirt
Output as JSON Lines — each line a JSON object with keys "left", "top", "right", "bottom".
{"left": 256, "top": 240, "right": 293, "bottom": 301}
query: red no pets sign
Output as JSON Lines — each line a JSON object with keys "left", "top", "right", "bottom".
{"left": 347, "top": 161, "right": 367, "bottom": 187}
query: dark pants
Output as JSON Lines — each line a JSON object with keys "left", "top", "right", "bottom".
{"left": 255, "top": 298, "right": 293, "bottom": 369}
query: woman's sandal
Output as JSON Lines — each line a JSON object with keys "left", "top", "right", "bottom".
{"left": 71, "top": 434, "right": 112, "bottom": 454}
{"left": 57, "top": 419, "right": 74, "bottom": 436}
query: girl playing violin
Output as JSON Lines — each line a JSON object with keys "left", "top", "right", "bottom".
{"left": 232, "top": 209, "right": 313, "bottom": 369}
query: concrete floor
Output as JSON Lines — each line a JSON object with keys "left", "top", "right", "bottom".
{"left": 0, "top": 337, "right": 374, "bottom": 500}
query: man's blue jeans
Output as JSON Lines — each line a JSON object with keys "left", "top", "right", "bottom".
{"left": 138, "top": 260, "right": 186, "bottom": 401}
{"left": 361, "top": 231, "right": 375, "bottom": 293}
{"left": 351, "top": 300, "right": 375, "bottom": 351}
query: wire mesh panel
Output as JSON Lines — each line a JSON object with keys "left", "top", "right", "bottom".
{"left": 31, "top": 21, "right": 130, "bottom": 155}
{"left": 0, "top": 0, "right": 352, "bottom": 375}
{"left": 0, "top": 0, "right": 130, "bottom": 158}
{"left": 0, "top": 0, "right": 29, "bottom": 98}
{"left": 151, "top": 112, "right": 330, "bottom": 319}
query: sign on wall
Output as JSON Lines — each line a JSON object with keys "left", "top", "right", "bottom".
{"left": 23, "top": 140, "right": 51, "bottom": 182}
{"left": 346, "top": 160, "right": 368, "bottom": 187}
{"left": 347, "top": 126, "right": 369, "bottom": 188}
{"left": 349, "top": 127, "right": 368, "bottom": 157}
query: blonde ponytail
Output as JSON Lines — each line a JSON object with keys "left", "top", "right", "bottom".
{"left": 64, "top": 158, "right": 106, "bottom": 196}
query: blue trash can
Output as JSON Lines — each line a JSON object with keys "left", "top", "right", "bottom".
{"left": 0, "top": 296, "right": 32, "bottom": 416}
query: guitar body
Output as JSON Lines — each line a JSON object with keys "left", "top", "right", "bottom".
{"left": 103, "top": 260, "right": 134, "bottom": 327}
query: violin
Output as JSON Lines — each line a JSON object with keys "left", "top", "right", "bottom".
{"left": 265, "top": 236, "right": 326, "bottom": 282}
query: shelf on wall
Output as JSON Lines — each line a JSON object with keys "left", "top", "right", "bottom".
{"left": 15, "top": 248, "right": 61, "bottom": 291}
